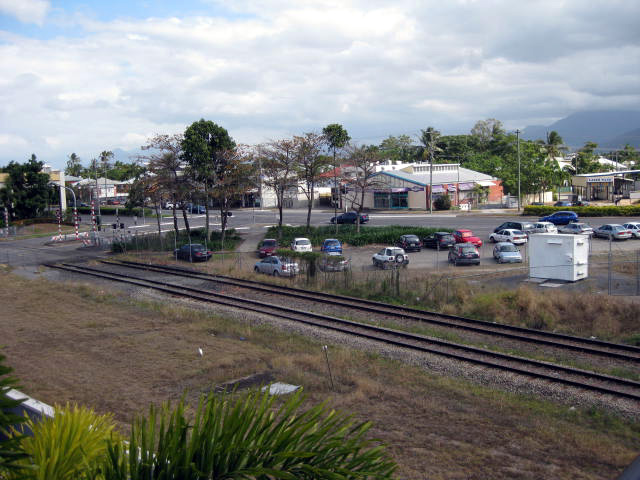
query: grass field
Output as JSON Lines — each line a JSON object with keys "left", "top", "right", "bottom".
{"left": 1, "top": 269, "right": 639, "bottom": 479}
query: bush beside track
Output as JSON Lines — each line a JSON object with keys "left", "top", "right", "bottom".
{"left": 523, "top": 205, "right": 640, "bottom": 217}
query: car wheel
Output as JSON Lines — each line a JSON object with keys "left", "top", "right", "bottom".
{"left": 490, "top": 236, "right": 496, "bottom": 243}
{"left": 254, "top": 266, "right": 260, "bottom": 273}
{"left": 395, "top": 254, "right": 405, "bottom": 264}
{"left": 273, "top": 270, "right": 280, "bottom": 277}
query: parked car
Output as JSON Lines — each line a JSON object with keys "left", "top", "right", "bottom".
{"left": 489, "top": 229, "right": 528, "bottom": 245}
{"left": 320, "top": 238, "right": 342, "bottom": 255}
{"left": 492, "top": 242, "right": 523, "bottom": 264}
{"left": 554, "top": 201, "right": 572, "bottom": 207}
{"left": 258, "top": 238, "right": 278, "bottom": 257}
{"left": 318, "top": 254, "right": 350, "bottom": 272}
{"left": 107, "top": 199, "right": 121, "bottom": 205}
{"left": 593, "top": 224, "right": 632, "bottom": 240}
{"left": 186, "top": 204, "right": 206, "bottom": 214}
{"left": 422, "top": 232, "right": 456, "bottom": 250}
{"left": 574, "top": 200, "right": 590, "bottom": 207}
{"left": 330, "top": 211, "right": 369, "bottom": 224}
{"left": 493, "top": 221, "right": 536, "bottom": 234}
{"left": 531, "top": 221, "right": 558, "bottom": 234}
{"left": 453, "top": 229, "right": 483, "bottom": 247}
{"left": 291, "top": 237, "right": 312, "bottom": 252}
{"left": 254, "top": 256, "right": 300, "bottom": 277}
{"left": 622, "top": 222, "right": 640, "bottom": 238}
{"left": 372, "top": 247, "right": 409, "bottom": 269}
{"left": 529, "top": 201, "right": 545, "bottom": 206}
{"left": 557, "top": 223, "right": 594, "bottom": 235}
{"left": 174, "top": 243, "right": 212, "bottom": 262}
{"left": 396, "top": 234, "right": 422, "bottom": 252}
{"left": 448, "top": 243, "right": 481, "bottom": 266}
{"left": 539, "top": 211, "right": 578, "bottom": 225}
{"left": 79, "top": 202, "right": 90, "bottom": 207}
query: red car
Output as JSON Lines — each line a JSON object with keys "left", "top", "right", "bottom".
{"left": 453, "top": 229, "right": 483, "bottom": 247}
{"left": 258, "top": 238, "right": 278, "bottom": 258}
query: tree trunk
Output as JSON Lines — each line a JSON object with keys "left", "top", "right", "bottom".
{"left": 155, "top": 203, "right": 162, "bottom": 236}
{"left": 181, "top": 206, "right": 190, "bottom": 237}
{"left": 219, "top": 202, "right": 228, "bottom": 247}
{"left": 306, "top": 185, "right": 313, "bottom": 231}
{"left": 172, "top": 205, "right": 178, "bottom": 235}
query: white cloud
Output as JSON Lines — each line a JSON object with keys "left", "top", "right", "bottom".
{"left": 0, "top": 0, "right": 50, "bottom": 25}
{"left": 0, "top": 1, "right": 639, "bottom": 168}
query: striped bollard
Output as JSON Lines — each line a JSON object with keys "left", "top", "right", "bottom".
{"left": 56, "top": 209, "right": 62, "bottom": 239}
{"left": 73, "top": 206, "right": 79, "bottom": 240}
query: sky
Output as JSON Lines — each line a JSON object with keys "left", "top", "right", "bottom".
{"left": 1, "top": 0, "right": 639, "bottom": 170}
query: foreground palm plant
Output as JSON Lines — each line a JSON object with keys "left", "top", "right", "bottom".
{"left": 0, "top": 353, "right": 28, "bottom": 476}
{"left": 15, "top": 403, "right": 117, "bottom": 480}
{"left": 103, "top": 388, "right": 396, "bottom": 479}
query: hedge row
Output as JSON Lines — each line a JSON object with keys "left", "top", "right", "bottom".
{"left": 75, "top": 206, "right": 153, "bottom": 216}
{"left": 523, "top": 205, "right": 640, "bottom": 217}
{"left": 262, "top": 225, "right": 452, "bottom": 248}
{"left": 112, "top": 227, "right": 242, "bottom": 253}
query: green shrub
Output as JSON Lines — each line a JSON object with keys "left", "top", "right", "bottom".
{"left": 112, "top": 228, "right": 241, "bottom": 253}
{"left": 433, "top": 195, "right": 451, "bottom": 211}
{"left": 523, "top": 205, "right": 640, "bottom": 217}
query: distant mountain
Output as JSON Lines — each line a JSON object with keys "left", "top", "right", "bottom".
{"left": 522, "top": 110, "right": 640, "bottom": 150}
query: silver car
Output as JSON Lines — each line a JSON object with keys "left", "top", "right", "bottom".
{"left": 532, "top": 221, "right": 558, "bottom": 234}
{"left": 492, "top": 242, "right": 522, "bottom": 264}
{"left": 593, "top": 224, "right": 632, "bottom": 240}
{"left": 558, "top": 222, "right": 594, "bottom": 235}
{"left": 622, "top": 222, "right": 640, "bottom": 238}
{"left": 254, "top": 256, "right": 300, "bottom": 277}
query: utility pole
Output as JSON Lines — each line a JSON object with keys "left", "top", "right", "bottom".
{"left": 516, "top": 129, "right": 521, "bottom": 212}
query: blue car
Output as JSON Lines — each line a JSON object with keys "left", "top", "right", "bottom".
{"left": 540, "top": 210, "right": 578, "bottom": 225}
{"left": 320, "top": 238, "right": 342, "bottom": 255}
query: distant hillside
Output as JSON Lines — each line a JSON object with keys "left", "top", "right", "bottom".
{"left": 522, "top": 110, "right": 640, "bottom": 150}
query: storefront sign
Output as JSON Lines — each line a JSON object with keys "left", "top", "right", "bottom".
{"left": 586, "top": 177, "right": 614, "bottom": 183}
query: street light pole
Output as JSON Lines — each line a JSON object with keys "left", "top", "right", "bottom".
{"left": 516, "top": 129, "right": 521, "bottom": 212}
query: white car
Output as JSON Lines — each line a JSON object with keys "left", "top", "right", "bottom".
{"left": 533, "top": 221, "right": 558, "bottom": 234}
{"left": 372, "top": 247, "right": 409, "bottom": 269}
{"left": 622, "top": 222, "right": 640, "bottom": 238}
{"left": 290, "top": 237, "right": 312, "bottom": 252}
{"left": 489, "top": 229, "right": 528, "bottom": 245}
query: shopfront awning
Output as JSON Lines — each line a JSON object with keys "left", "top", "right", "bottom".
{"left": 457, "top": 182, "right": 474, "bottom": 190}
{"left": 431, "top": 185, "right": 445, "bottom": 193}
{"left": 447, "top": 185, "right": 457, "bottom": 192}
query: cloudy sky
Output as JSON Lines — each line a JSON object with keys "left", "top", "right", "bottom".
{"left": 1, "top": 0, "right": 638, "bottom": 170}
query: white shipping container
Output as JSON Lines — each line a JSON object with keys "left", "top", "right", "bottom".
{"left": 529, "top": 233, "right": 589, "bottom": 281}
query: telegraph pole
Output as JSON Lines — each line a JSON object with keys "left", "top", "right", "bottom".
{"left": 516, "top": 129, "right": 521, "bottom": 212}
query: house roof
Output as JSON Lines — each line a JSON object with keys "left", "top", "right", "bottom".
{"left": 371, "top": 167, "right": 497, "bottom": 187}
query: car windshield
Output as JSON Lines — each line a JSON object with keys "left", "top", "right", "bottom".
{"left": 612, "top": 226, "right": 626, "bottom": 231}
{"left": 500, "top": 244, "right": 518, "bottom": 252}
{"left": 190, "top": 245, "right": 205, "bottom": 251}
{"left": 262, "top": 240, "right": 276, "bottom": 247}
{"left": 325, "top": 240, "right": 339, "bottom": 246}
{"left": 404, "top": 235, "right": 419, "bottom": 241}
{"left": 296, "top": 239, "right": 311, "bottom": 245}
{"left": 512, "top": 230, "right": 524, "bottom": 235}
{"left": 441, "top": 234, "right": 454, "bottom": 241}
{"left": 460, "top": 246, "right": 476, "bottom": 254}
{"left": 521, "top": 223, "right": 534, "bottom": 229}
{"left": 460, "top": 232, "right": 471, "bottom": 237}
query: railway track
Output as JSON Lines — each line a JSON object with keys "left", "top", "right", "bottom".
{"left": 47, "top": 262, "right": 640, "bottom": 403}
{"left": 102, "top": 259, "right": 640, "bottom": 364}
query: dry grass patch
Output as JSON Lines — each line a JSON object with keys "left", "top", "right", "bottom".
{"left": 4, "top": 270, "right": 639, "bottom": 479}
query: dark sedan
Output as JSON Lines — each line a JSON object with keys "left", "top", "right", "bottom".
{"left": 539, "top": 211, "right": 578, "bottom": 225}
{"left": 330, "top": 211, "right": 369, "bottom": 224}
{"left": 422, "top": 232, "right": 456, "bottom": 249}
{"left": 174, "top": 243, "right": 212, "bottom": 262}
{"left": 396, "top": 234, "right": 422, "bottom": 252}
{"left": 448, "top": 243, "right": 480, "bottom": 266}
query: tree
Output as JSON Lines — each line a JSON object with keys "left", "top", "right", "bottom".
{"left": 181, "top": 119, "right": 236, "bottom": 238}
{"left": 574, "top": 141, "right": 601, "bottom": 174}
{"left": 470, "top": 118, "right": 504, "bottom": 147}
{"left": 138, "top": 134, "right": 185, "bottom": 236}
{"left": 209, "top": 146, "right": 255, "bottom": 245}
{"left": 257, "top": 139, "right": 299, "bottom": 236}
{"left": 65, "top": 153, "right": 83, "bottom": 177}
{"left": 322, "top": 124, "right": 350, "bottom": 234}
{"left": 294, "top": 132, "right": 329, "bottom": 231}
{"left": 107, "top": 160, "right": 145, "bottom": 181}
{"left": 343, "top": 144, "right": 384, "bottom": 232}
{"left": 0, "top": 155, "right": 52, "bottom": 220}
{"left": 99, "top": 150, "right": 114, "bottom": 175}
{"left": 379, "top": 134, "right": 414, "bottom": 163}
